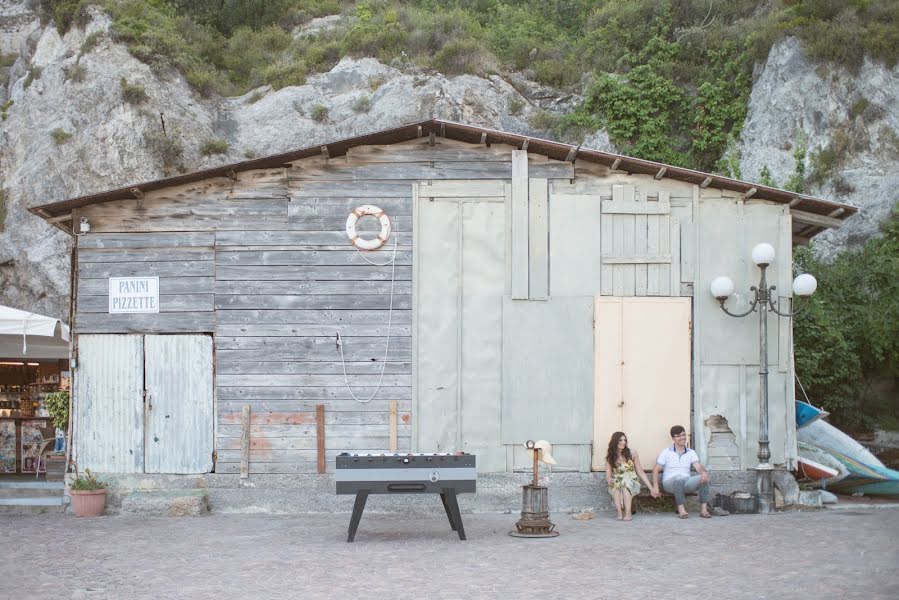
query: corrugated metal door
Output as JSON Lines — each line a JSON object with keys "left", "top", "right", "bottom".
{"left": 75, "top": 335, "right": 144, "bottom": 473}
{"left": 144, "top": 335, "right": 213, "bottom": 473}
{"left": 415, "top": 183, "right": 507, "bottom": 472}
{"left": 592, "top": 297, "right": 691, "bottom": 469}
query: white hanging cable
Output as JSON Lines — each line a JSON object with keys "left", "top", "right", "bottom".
{"left": 337, "top": 225, "right": 400, "bottom": 403}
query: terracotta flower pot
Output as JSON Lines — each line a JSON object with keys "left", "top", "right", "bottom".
{"left": 70, "top": 489, "right": 107, "bottom": 517}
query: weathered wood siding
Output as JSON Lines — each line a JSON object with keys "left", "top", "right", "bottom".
{"left": 73, "top": 139, "right": 574, "bottom": 474}
{"left": 70, "top": 137, "right": 796, "bottom": 474}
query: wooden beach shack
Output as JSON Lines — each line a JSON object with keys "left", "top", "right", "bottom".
{"left": 30, "top": 120, "right": 856, "bottom": 479}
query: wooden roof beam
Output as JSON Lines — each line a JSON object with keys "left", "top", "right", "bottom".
{"left": 46, "top": 213, "right": 73, "bottom": 224}
{"left": 791, "top": 209, "right": 843, "bottom": 229}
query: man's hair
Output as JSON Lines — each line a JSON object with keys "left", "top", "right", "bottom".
{"left": 670, "top": 425, "right": 686, "bottom": 438}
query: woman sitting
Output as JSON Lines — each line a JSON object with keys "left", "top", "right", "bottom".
{"left": 605, "top": 431, "right": 654, "bottom": 521}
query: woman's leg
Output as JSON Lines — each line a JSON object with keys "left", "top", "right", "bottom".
{"left": 622, "top": 489, "right": 633, "bottom": 520}
{"left": 612, "top": 489, "right": 623, "bottom": 519}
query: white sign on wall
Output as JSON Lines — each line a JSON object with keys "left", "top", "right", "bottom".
{"left": 108, "top": 277, "right": 160, "bottom": 313}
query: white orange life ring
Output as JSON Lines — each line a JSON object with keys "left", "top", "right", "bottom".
{"left": 346, "top": 205, "right": 391, "bottom": 250}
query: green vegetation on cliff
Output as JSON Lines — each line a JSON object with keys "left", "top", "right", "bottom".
{"left": 38, "top": 0, "right": 899, "bottom": 171}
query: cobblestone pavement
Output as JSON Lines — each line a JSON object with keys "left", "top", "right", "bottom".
{"left": 4, "top": 508, "right": 898, "bottom": 600}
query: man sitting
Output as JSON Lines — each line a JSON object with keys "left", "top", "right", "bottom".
{"left": 651, "top": 425, "right": 712, "bottom": 519}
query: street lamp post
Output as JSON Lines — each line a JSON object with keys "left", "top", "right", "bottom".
{"left": 710, "top": 243, "right": 817, "bottom": 514}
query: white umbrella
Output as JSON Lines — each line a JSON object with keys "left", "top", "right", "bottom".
{"left": 0, "top": 305, "right": 70, "bottom": 359}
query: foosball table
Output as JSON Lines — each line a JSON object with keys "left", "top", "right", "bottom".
{"left": 336, "top": 452, "right": 477, "bottom": 542}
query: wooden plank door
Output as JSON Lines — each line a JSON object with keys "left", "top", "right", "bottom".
{"left": 144, "top": 335, "right": 214, "bottom": 473}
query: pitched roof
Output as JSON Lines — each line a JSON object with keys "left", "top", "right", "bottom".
{"left": 30, "top": 119, "right": 857, "bottom": 242}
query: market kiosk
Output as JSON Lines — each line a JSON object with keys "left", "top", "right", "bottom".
{"left": 0, "top": 306, "right": 70, "bottom": 476}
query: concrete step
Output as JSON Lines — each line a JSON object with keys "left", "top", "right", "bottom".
{"left": 0, "top": 480, "right": 65, "bottom": 499}
{"left": 0, "top": 496, "right": 67, "bottom": 515}
{"left": 121, "top": 489, "right": 209, "bottom": 517}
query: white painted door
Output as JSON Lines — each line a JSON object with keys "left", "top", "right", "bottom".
{"left": 415, "top": 182, "right": 507, "bottom": 472}
{"left": 593, "top": 297, "right": 692, "bottom": 469}
{"left": 144, "top": 335, "right": 214, "bottom": 473}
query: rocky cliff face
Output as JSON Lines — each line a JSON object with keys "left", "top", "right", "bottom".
{"left": 0, "top": 5, "right": 895, "bottom": 320}
{"left": 739, "top": 37, "right": 899, "bottom": 258}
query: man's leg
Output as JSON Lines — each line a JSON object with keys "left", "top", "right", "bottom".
{"left": 662, "top": 477, "right": 688, "bottom": 515}
{"left": 683, "top": 475, "right": 713, "bottom": 516}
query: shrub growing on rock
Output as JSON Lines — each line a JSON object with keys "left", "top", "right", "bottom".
{"left": 120, "top": 78, "right": 148, "bottom": 104}
{"left": 51, "top": 128, "right": 73, "bottom": 144}
{"left": 200, "top": 138, "right": 229, "bottom": 156}
{"left": 311, "top": 103, "right": 328, "bottom": 123}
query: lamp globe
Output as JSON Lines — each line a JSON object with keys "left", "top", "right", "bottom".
{"left": 751, "top": 243, "right": 776, "bottom": 266}
{"left": 710, "top": 276, "right": 735, "bottom": 300}
{"left": 792, "top": 273, "right": 817, "bottom": 297}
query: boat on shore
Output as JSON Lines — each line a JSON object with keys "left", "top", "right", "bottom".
{"left": 795, "top": 456, "right": 840, "bottom": 481}
{"left": 796, "top": 418, "right": 899, "bottom": 496}
{"left": 795, "top": 400, "right": 829, "bottom": 429}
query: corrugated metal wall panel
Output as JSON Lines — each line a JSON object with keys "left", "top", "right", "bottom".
{"left": 144, "top": 335, "right": 213, "bottom": 473}
{"left": 75, "top": 335, "right": 144, "bottom": 473}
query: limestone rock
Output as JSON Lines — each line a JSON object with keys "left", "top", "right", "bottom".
{"left": 740, "top": 37, "right": 899, "bottom": 258}
{"left": 0, "top": 8, "right": 584, "bottom": 318}
{"left": 773, "top": 469, "right": 800, "bottom": 506}
{"left": 798, "top": 489, "right": 824, "bottom": 508}
{"left": 819, "top": 490, "right": 839, "bottom": 504}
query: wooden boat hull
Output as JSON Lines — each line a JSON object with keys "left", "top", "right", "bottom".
{"left": 796, "top": 456, "right": 839, "bottom": 480}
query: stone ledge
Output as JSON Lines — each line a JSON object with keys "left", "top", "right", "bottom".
{"left": 120, "top": 490, "right": 209, "bottom": 517}
{"left": 91, "top": 470, "right": 760, "bottom": 515}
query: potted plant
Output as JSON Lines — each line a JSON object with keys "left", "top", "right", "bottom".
{"left": 43, "top": 391, "right": 69, "bottom": 480}
{"left": 69, "top": 468, "right": 107, "bottom": 517}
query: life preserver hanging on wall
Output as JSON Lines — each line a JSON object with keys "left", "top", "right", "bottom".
{"left": 346, "top": 205, "right": 391, "bottom": 250}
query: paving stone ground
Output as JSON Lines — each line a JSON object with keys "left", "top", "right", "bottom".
{"left": 3, "top": 508, "right": 898, "bottom": 600}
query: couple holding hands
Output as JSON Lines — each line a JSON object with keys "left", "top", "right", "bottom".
{"left": 604, "top": 425, "right": 713, "bottom": 521}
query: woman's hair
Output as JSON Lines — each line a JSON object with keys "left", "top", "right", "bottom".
{"left": 606, "top": 431, "right": 633, "bottom": 466}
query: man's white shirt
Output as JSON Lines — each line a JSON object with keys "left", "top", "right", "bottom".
{"left": 656, "top": 446, "right": 699, "bottom": 483}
